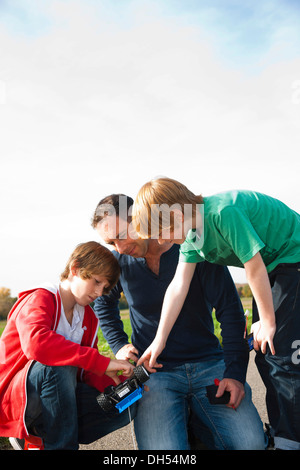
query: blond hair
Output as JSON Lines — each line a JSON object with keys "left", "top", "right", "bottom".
{"left": 60, "top": 241, "right": 120, "bottom": 293}
{"left": 132, "top": 177, "right": 203, "bottom": 239}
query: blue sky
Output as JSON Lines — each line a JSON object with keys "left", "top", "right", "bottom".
{"left": 0, "top": 0, "right": 299, "bottom": 294}
{"left": 1, "top": 0, "right": 300, "bottom": 65}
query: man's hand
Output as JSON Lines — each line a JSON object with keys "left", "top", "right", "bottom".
{"left": 215, "top": 378, "right": 245, "bottom": 410}
{"left": 116, "top": 344, "right": 139, "bottom": 363}
{"left": 105, "top": 359, "right": 135, "bottom": 385}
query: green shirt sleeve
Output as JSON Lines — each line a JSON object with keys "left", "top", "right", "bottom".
{"left": 179, "top": 231, "right": 205, "bottom": 263}
{"left": 179, "top": 246, "right": 203, "bottom": 263}
{"left": 217, "top": 206, "right": 265, "bottom": 264}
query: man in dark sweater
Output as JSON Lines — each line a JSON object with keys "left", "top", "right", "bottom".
{"left": 92, "top": 194, "right": 266, "bottom": 450}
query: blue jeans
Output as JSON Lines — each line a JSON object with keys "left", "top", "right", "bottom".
{"left": 134, "top": 359, "right": 266, "bottom": 450}
{"left": 25, "top": 362, "right": 137, "bottom": 450}
{"left": 253, "top": 262, "right": 300, "bottom": 450}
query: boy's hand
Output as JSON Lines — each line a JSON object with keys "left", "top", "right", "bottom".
{"left": 137, "top": 339, "right": 164, "bottom": 372}
{"left": 105, "top": 359, "right": 135, "bottom": 385}
{"left": 244, "top": 253, "right": 276, "bottom": 355}
{"left": 251, "top": 320, "right": 276, "bottom": 355}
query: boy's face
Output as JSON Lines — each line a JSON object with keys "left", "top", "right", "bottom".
{"left": 157, "top": 225, "right": 186, "bottom": 246}
{"left": 157, "top": 235, "right": 186, "bottom": 245}
{"left": 96, "top": 215, "right": 149, "bottom": 258}
{"left": 71, "top": 271, "right": 110, "bottom": 306}
{"left": 155, "top": 209, "right": 187, "bottom": 245}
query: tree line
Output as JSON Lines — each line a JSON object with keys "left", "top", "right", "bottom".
{"left": 0, "top": 288, "right": 17, "bottom": 320}
{"left": 235, "top": 283, "right": 252, "bottom": 298}
{"left": 0, "top": 284, "right": 252, "bottom": 321}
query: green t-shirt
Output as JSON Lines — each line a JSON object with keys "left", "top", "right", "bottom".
{"left": 179, "top": 190, "right": 300, "bottom": 272}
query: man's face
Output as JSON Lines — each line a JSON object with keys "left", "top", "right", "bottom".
{"left": 96, "top": 215, "right": 149, "bottom": 258}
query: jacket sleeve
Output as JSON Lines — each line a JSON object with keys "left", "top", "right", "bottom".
{"left": 80, "top": 332, "right": 124, "bottom": 392}
{"left": 16, "top": 290, "right": 110, "bottom": 376}
{"left": 199, "top": 263, "right": 249, "bottom": 384}
{"left": 93, "top": 281, "right": 130, "bottom": 356}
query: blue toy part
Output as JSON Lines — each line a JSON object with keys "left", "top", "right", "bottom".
{"left": 115, "top": 385, "right": 144, "bottom": 413}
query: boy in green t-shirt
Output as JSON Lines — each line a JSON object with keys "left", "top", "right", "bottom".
{"left": 133, "top": 177, "right": 300, "bottom": 450}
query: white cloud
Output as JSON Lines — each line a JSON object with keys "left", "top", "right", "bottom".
{"left": 0, "top": 0, "right": 299, "bottom": 293}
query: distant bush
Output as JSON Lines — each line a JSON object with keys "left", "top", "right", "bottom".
{"left": 0, "top": 288, "right": 16, "bottom": 320}
{"left": 235, "top": 283, "right": 252, "bottom": 298}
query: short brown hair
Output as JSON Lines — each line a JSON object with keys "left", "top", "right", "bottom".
{"left": 60, "top": 241, "right": 120, "bottom": 293}
{"left": 132, "top": 177, "right": 203, "bottom": 239}
{"left": 91, "top": 194, "right": 134, "bottom": 228}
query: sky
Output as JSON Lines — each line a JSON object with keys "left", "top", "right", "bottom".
{"left": 0, "top": 0, "right": 299, "bottom": 295}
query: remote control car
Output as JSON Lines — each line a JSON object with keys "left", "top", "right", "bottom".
{"left": 97, "top": 365, "right": 150, "bottom": 413}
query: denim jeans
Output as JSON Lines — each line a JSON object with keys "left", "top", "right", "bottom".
{"left": 25, "top": 362, "right": 137, "bottom": 450}
{"left": 134, "top": 359, "right": 266, "bottom": 450}
{"left": 253, "top": 262, "right": 300, "bottom": 450}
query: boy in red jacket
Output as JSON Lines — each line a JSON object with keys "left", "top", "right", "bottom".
{"left": 0, "top": 241, "right": 136, "bottom": 450}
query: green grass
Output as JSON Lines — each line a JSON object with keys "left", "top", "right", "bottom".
{"left": 0, "top": 301, "right": 252, "bottom": 356}
{"left": 0, "top": 313, "right": 132, "bottom": 359}
{"left": 0, "top": 437, "right": 11, "bottom": 450}
{"left": 212, "top": 299, "right": 252, "bottom": 346}
{"left": 0, "top": 321, "right": 6, "bottom": 336}
{"left": 97, "top": 310, "right": 131, "bottom": 357}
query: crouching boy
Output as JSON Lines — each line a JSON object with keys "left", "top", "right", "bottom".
{"left": 0, "top": 241, "right": 136, "bottom": 450}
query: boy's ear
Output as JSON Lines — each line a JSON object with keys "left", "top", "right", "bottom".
{"left": 70, "top": 262, "right": 79, "bottom": 277}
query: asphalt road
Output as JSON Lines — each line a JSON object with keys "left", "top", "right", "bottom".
{"left": 79, "top": 352, "right": 268, "bottom": 450}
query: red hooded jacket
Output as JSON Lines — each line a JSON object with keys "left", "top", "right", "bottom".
{"left": 0, "top": 284, "right": 117, "bottom": 439}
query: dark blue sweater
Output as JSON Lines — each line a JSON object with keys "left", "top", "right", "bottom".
{"left": 94, "top": 245, "right": 249, "bottom": 383}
